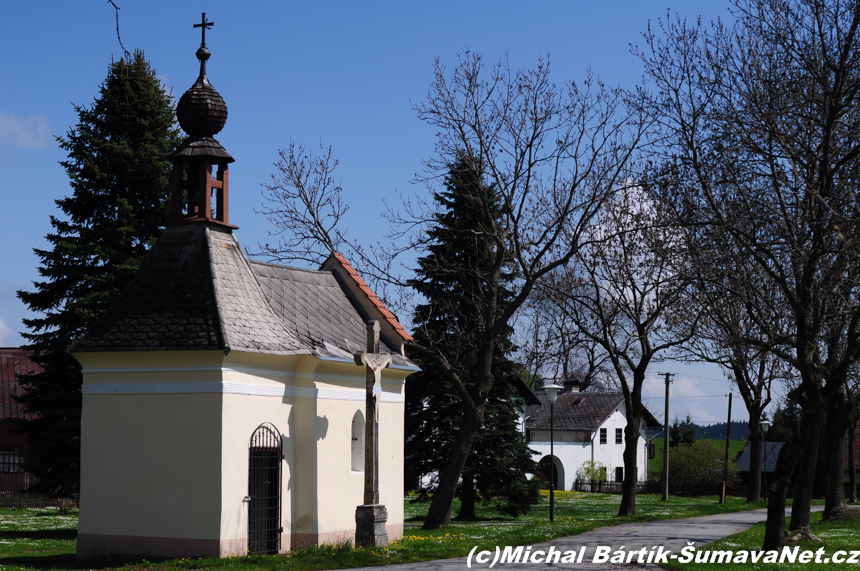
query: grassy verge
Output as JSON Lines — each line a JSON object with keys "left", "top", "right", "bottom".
{"left": 0, "top": 492, "right": 770, "bottom": 571}
{"left": 660, "top": 510, "right": 860, "bottom": 571}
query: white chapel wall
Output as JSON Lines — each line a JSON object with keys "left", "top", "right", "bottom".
{"left": 77, "top": 351, "right": 227, "bottom": 556}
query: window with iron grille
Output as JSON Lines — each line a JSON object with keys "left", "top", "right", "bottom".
{"left": 616, "top": 428, "right": 623, "bottom": 444}
{"left": 600, "top": 428, "right": 607, "bottom": 444}
{"left": 0, "top": 448, "right": 23, "bottom": 473}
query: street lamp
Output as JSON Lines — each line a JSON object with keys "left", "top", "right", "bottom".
{"left": 544, "top": 382, "right": 562, "bottom": 523}
{"left": 760, "top": 418, "right": 771, "bottom": 502}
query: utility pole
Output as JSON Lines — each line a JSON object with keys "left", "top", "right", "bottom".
{"left": 659, "top": 372, "right": 674, "bottom": 501}
{"left": 720, "top": 393, "right": 732, "bottom": 504}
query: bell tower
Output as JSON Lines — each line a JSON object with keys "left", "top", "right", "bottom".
{"left": 168, "top": 13, "right": 237, "bottom": 228}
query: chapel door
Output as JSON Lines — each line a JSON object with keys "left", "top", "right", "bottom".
{"left": 248, "top": 423, "right": 282, "bottom": 555}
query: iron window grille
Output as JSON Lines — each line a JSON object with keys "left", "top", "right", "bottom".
{"left": 248, "top": 423, "right": 283, "bottom": 555}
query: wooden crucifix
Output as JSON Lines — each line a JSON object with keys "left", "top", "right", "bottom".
{"left": 353, "top": 320, "right": 391, "bottom": 547}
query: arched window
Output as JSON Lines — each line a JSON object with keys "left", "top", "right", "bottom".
{"left": 352, "top": 411, "right": 365, "bottom": 472}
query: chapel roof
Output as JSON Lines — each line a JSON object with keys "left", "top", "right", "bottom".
{"left": 0, "top": 349, "right": 41, "bottom": 422}
{"left": 70, "top": 224, "right": 416, "bottom": 369}
{"left": 71, "top": 16, "right": 415, "bottom": 369}
{"left": 250, "top": 260, "right": 414, "bottom": 369}
{"left": 525, "top": 392, "right": 661, "bottom": 431}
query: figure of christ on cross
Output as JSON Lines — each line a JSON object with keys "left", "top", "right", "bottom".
{"left": 353, "top": 321, "right": 391, "bottom": 548}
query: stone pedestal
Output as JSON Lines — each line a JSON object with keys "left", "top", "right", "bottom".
{"left": 355, "top": 504, "right": 388, "bottom": 548}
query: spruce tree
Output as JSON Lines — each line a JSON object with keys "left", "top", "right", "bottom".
{"left": 405, "top": 155, "right": 539, "bottom": 518}
{"left": 17, "top": 50, "right": 180, "bottom": 498}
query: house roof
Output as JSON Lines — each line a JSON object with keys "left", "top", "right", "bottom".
{"left": 735, "top": 442, "right": 784, "bottom": 472}
{"left": 525, "top": 392, "right": 661, "bottom": 431}
{"left": 321, "top": 253, "right": 413, "bottom": 345}
{"left": 71, "top": 224, "right": 416, "bottom": 369}
{"left": 0, "top": 349, "right": 41, "bottom": 421}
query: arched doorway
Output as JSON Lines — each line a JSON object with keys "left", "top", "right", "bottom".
{"left": 248, "top": 423, "right": 282, "bottom": 555}
{"left": 538, "top": 455, "right": 565, "bottom": 491}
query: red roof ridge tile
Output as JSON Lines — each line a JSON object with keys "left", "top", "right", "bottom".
{"left": 323, "top": 252, "right": 413, "bottom": 343}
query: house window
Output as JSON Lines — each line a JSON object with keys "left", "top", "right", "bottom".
{"left": 616, "top": 428, "right": 623, "bottom": 444}
{"left": 600, "top": 428, "right": 607, "bottom": 444}
{"left": 351, "top": 411, "right": 365, "bottom": 472}
{"left": 0, "top": 447, "right": 23, "bottom": 473}
{"left": 615, "top": 467, "right": 624, "bottom": 482}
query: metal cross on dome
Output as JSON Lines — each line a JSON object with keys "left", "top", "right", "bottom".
{"left": 194, "top": 13, "right": 214, "bottom": 47}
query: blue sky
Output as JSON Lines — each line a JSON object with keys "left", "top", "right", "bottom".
{"left": 0, "top": 1, "right": 752, "bottom": 423}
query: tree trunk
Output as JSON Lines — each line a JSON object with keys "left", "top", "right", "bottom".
{"left": 788, "top": 419, "right": 821, "bottom": 535}
{"left": 747, "top": 414, "right": 763, "bottom": 503}
{"left": 423, "top": 408, "right": 481, "bottom": 529}
{"left": 456, "top": 470, "right": 477, "bottom": 520}
{"left": 762, "top": 437, "right": 802, "bottom": 550}
{"left": 618, "top": 414, "right": 641, "bottom": 515}
{"left": 849, "top": 412, "right": 857, "bottom": 503}
{"left": 764, "top": 392, "right": 825, "bottom": 550}
{"left": 823, "top": 394, "right": 851, "bottom": 520}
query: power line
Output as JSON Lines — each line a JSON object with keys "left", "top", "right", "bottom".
{"left": 668, "top": 395, "right": 728, "bottom": 399}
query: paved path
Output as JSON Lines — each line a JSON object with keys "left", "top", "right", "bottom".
{"left": 359, "top": 506, "right": 823, "bottom": 571}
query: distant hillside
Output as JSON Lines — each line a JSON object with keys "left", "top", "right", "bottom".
{"left": 693, "top": 420, "right": 750, "bottom": 441}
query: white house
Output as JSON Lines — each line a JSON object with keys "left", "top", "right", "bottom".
{"left": 524, "top": 390, "right": 661, "bottom": 491}
{"left": 70, "top": 30, "right": 417, "bottom": 560}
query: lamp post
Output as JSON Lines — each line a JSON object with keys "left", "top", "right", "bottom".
{"left": 544, "top": 383, "right": 562, "bottom": 523}
{"left": 760, "top": 418, "right": 771, "bottom": 502}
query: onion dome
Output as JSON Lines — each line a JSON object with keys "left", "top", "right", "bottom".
{"left": 167, "top": 13, "right": 236, "bottom": 228}
{"left": 176, "top": 49, "right": 228, "bottom": 137}
{"left": 169, "top": 13, "right": 233, "bottom": 163}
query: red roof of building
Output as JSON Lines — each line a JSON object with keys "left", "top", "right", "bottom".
{"left": 0, "top": 349, "right": 40, "bottom": 421}
{"left": 326, "top": 252, "right": 413, "bottom": 342}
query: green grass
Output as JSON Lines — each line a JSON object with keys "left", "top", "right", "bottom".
{"left": 660, "top": 510, "right": 860, "bottom": 571}
{"left": 0, "top": 493, "right": 770, "bottom": 571}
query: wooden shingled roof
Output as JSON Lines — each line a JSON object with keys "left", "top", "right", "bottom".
{"left": 71, "top": 224, "right": 416, "bottom": 369}
{"left": 0, "top": 349, "right": 40, "bottom": 422}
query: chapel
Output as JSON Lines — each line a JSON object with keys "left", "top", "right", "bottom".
{"left": 71, "top": 19, "right": 415, "bottom": 559}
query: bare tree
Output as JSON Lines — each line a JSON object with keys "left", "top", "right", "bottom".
{"left": 676, "top": 220, "right": 788, "bottom": 503}
{"left": 256, "top": 51, "right": 647, "bottom": 529}
{"left": 638, "top": 0, "right": 860, "bottom": 548}
{"left": 516, "top": 296, "right": 612, "bottom": 390}
{"left": 256, "top": 141, "right": 348, "bottom": 266}
{"left": 538, "top": 185, "right": 693, "bottom": 515}
{"left": 402, "top": 52, "right": 648, "bottom": 528}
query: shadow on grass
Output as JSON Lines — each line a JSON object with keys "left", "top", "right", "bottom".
{"left": 0, "top": 553, "right": 78, "bottom": 569}
{"left": 0, "top": 529, "right": 77, "bottom": 541}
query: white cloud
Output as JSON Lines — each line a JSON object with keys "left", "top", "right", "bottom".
{"left": 0, "top": 111, "right": 52, "bottom": 150}
{"left": 0, "top": 318, "right": 16, "bottom": 346}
